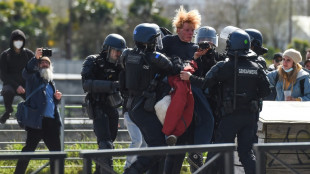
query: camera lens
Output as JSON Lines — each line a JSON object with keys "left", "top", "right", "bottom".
{"left": 198, "top": 41, "right": 210, "bottom": 50}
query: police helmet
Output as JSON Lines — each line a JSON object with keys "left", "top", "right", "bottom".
{"left": 195, "top": 26, "right": 218, "bottom": 47}
{"left": 244, "top": 29, "right": 263, "bottom": 47}
{"left": 133, "top": 23, "right": 163, "bottom": 50}
{"left": 245, "top": 28, "right": 268, "bottom": 55}
{"left": 226, "top": 29, "right": 251, "bottom": 56}
{"left": 102, "top": 33, "right": 126, "bottom": 52}
{"left": 101, "top": 34, "right": 126, "bottom": 64}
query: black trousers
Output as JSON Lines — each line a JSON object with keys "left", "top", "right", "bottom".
{"left": 93, "top": 104, "right": 119, "bottom": 144}
{"left": 1, "top": 84, "right": 26, "bottom": 113}
{"left": 164, "top": 122, "right": 194, "bottom": 174}
{"left": 14, "top": 117, "right": 61, "bottom": 174}
{"left": 127, "top": 102, "right": 166, "bottom": 174}
{"left": 204, "top": 111, "right": 256, "bottom": 174}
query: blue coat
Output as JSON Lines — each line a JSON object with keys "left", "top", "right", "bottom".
{"left": 267, "top": 69, "right": 310, "bottom": 101}
{"left": 22, "top": 57, "right": 62, "bottom": 129}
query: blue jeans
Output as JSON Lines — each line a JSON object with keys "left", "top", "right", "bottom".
{"left": 192, "top": 86, "right": 214, "bottom": 144}
{"left": 123, "top": 112, "right": 147, "bottom": 169}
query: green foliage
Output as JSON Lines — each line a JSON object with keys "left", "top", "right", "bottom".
{"left": 0, "top": 0, "right": 52, "bottom": 52}
{"left": 128, "top": 0, "right": 171, "bottom": 30}
{"left": 66, "top": 0, "right": 123, "bottom": 59}
{"left": 264, "top": 45, "right": 281, "bottom": 60}
{"left": 263, "top": 45, "right": 282, "bottom": 66}
{"left": 0, "top": 141, "right": 196, "bottom": 173}
{"left": 0, "top": 0, "right": 172, "bottom": 59}
{"left": 287, "top": 38, "right": 310, "bottom": 61}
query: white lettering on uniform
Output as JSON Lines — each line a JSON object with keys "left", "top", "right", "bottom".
{"left": 238, "top": 69, "right": 257, "bottom": 75}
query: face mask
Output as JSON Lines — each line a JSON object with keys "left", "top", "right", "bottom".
{"left": 282, "top": 66, "right": 293, "bottom": 73}
{"left": 13, "top": 40, "right": 23, "bottom": 49}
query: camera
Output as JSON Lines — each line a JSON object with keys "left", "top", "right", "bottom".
{"left": 42, "top": 48, "right": 52, "bottom": 57}
{"left": 198, "top": 41, "right": 210, "bottom": 50}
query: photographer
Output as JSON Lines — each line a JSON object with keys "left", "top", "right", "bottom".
{"left": 185, "top": 26, "right": 220, "bottom": 171}
{"left": 15, "top": 48, "right": 62, "bottom": 174}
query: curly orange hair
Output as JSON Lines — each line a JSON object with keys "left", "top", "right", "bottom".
{"left": 172, "top": 6, "right": 201, "bottom": 32}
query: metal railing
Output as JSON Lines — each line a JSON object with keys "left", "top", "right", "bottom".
{"left": 80, "top": 143, "right": 236, "bottom": 174}
{"left": 0, "top": 151, "right": 67, "bottom": 174}
{"left": 253, "top": 142, "right": 310, "bottom": 174}
{"left": 60, "top": 94, "right": 85, "bottom": 151}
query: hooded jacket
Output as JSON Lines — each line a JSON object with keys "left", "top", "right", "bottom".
{"left": 0, "top": 29, "right": 34, "bottom": 90}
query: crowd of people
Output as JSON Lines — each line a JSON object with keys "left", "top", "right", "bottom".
{"left": 1, "top": 5, "right": 310, "bottom": 174}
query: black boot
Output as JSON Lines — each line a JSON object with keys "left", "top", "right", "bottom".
{"left": 0, "top": 111, "right": 12, "bottom": 124}
{"left": 123, "top": 167, "right": 140, "bottom": 174}
{"left": 123, "top": 162, "right": 143, "bottom": 174}
{"left": 94, "top": 141, "right": 114, "bottom": 174}
{"left": 187, "top": 152, "right": 203, "bottom": 172}
{"left": 1, "top": 86, "right": 14, "bottom": 124}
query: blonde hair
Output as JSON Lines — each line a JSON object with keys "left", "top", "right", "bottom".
{"left": 172, "top": 6, "right": 201, "bottom": 32}
{"left": 278, "top": 63, "right": 302, "bottom": 85}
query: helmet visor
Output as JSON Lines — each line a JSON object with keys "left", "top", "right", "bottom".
{"left": 195, "top": 35, "right": 219, "bottom": 47}
{"left": 156, "top": 34, "right": 163, "bottom": 50}
{"left": 220, "top": 26, "right": 240, "bottom": 40}
{"left": 111, "top": 46, "right": 125, "bottom": 52}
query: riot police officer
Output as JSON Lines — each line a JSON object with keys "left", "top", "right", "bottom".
{"left": 121, "top": 23, "right": 177, "bottom": 174}
{"left": 186, "top": 26, "right": 219, "bottom": 172}
{"left": 194, "top": 26, "right": 224, "bottom": 75}
{"left": 81, "top": 33, "right": 126, "bottom": 173}
{"left": 181, "top": 29, "right": 271, "bottom": 174}
{"left": 245, "top": 28, "right": 269, "bottom": 146}
{"left": 245, "top": 28, "right": 268, "bottom": 70}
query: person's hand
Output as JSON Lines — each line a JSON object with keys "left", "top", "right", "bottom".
{"left": 16, "top": 85, "right": 25, "bottom": 94}
{"left": 35, "top": 48, "right": 43, "bottom": 59}
{"left": 193, "top": 48, "right": 210, "bottom": 60}
{"left": 54, "top": 90, "right": 62, "bottom": 100}
{"left": 286, "top": 96, "right": 300, "bottom": 101}
{"left": 180, "top": 71, "right": 192, "bottom": 81}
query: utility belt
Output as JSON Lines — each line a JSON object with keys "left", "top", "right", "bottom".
{"left": 83, "top": 92, "right": 122, "bottom": 119}
{"left": 126, "top": 90, "right": 156, "bottom": 112}
{"left": 220, "top": 100, "right": 259, "bottom": 116}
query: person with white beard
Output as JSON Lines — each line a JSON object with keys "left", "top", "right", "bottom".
{"left": 14, "top": 48, "right": 63, "bottom": 174}
{"left": 0, "top": 29, "right": 34, "bottom": 124}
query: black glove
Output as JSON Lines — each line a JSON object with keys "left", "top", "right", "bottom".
{"left": 112, "top": 81, "right": 120, "bottom": 90}
{"left": 171, "top": 56, "right": 183, "bottom": 75}
{"left": 216, "top": 52, "right": 227, "bottom": 61}
{"left": 171, "top": 56, "right": 182, "bottom": 66}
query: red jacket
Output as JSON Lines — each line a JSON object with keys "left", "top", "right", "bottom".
{"left": 162, "top": 61, "right": 197, "bottom": 136}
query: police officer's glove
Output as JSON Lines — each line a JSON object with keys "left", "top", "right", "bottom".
{"left": 171, "top": 56, "right": 183, "bottom": 75}
{"left": 112, "top": 81, "right": 120, "bottom": 90}
{"left": 171, "top": 56, "right": 182, "bottom": 65}
{"left": 216, "top": 52, "right": 227, "bottom": 61}
{"left": 206, "top": 49, "right": 215, "bottom": 57}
